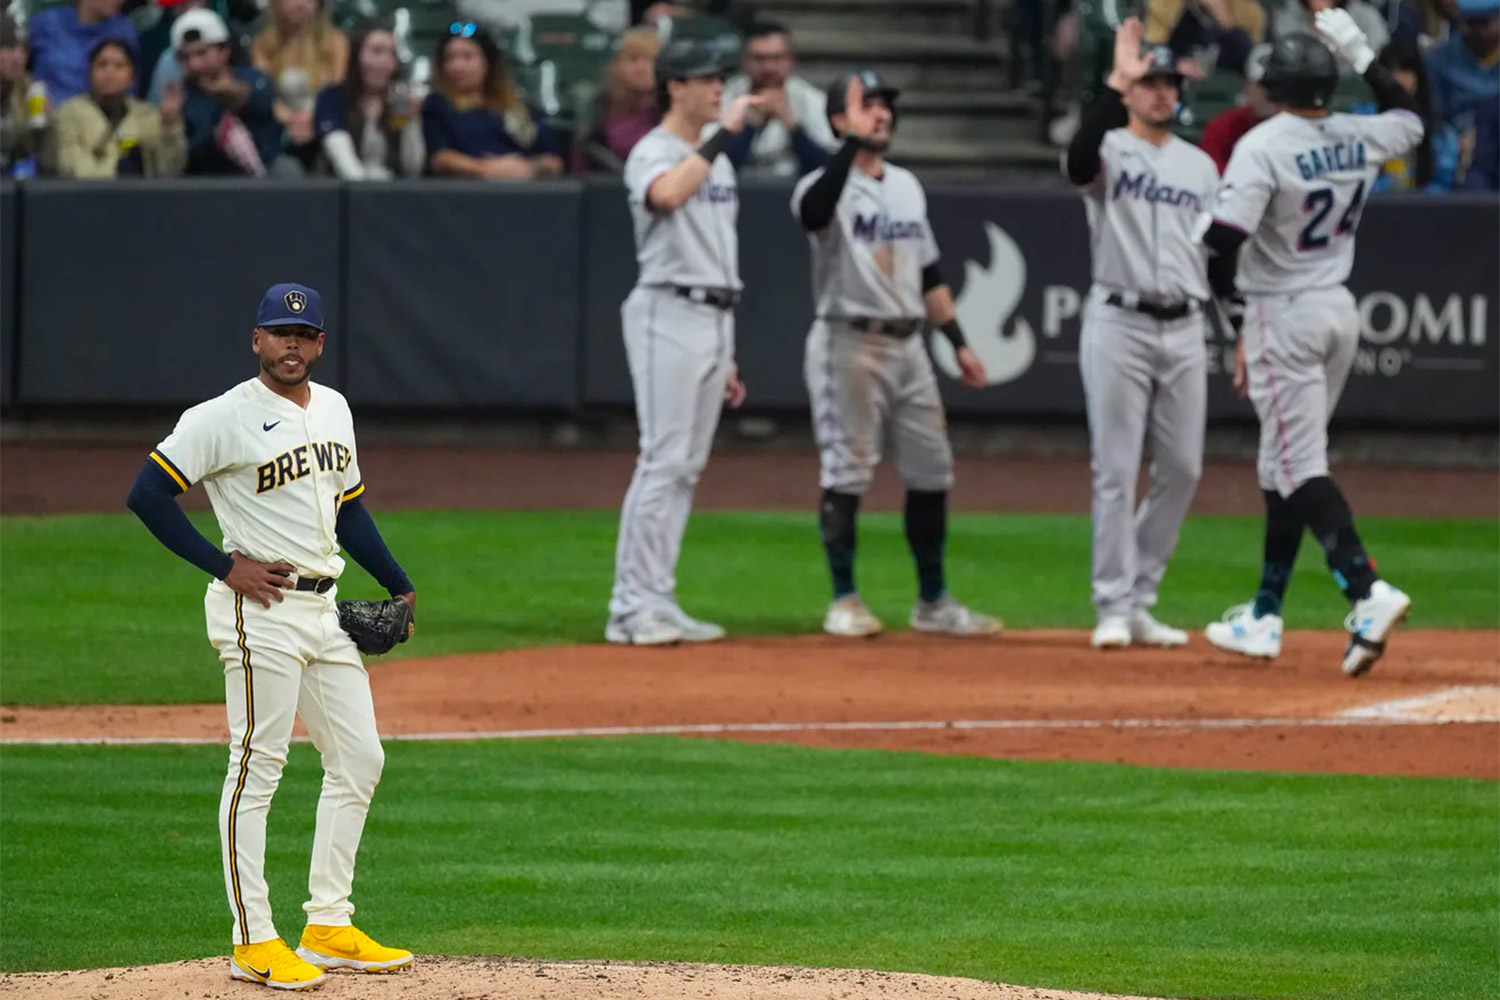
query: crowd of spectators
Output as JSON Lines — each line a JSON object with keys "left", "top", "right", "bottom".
{"left": 0, "top": 0, "right": 1493, "bottom": 189}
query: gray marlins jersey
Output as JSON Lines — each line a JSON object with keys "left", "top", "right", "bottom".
{"left": 1078, "top": 130, "right": 1218, "bottom": 302}
{"left": 1212, "top": 110, "right": 1422, "bottom": 294}
{"left": 790, "top": 162, "right": 939, "bottom": 320}
{"left": 625, "top": 126, "right": 742, "bottom": 291}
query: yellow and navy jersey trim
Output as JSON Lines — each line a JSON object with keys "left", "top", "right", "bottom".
{"left": 149, "top": 450, "right": 190, "bottom": 492}
{"left": 341, "top": 482, "right": 365, "bottom": 502}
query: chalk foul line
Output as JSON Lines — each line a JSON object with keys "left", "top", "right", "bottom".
{"left": 1, "top": 714, "right": 1497, "bottom": 747}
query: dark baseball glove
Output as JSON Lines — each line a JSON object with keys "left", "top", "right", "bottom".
{"left": 337, "top": 598, "right": 415, "bottom": 656}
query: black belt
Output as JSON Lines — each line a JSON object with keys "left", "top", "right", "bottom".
{"left": 1105, "top": 293, "right": 1196, "bottom": 321}
{"left": 672, "top": 286, "right": 739, "bottom": 310}
{"left": 845, "top": 317, "right": 922, "bottom": 337}
{"left": 294, "top": 576, "right": 335, "bottom": 594}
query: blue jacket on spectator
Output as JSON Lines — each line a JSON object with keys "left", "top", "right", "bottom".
{"left": 1424, "top": 22, "right": 1500, "bottom": 189}
{"left": 27, "top": 5, "right": 138, "bottom": 102}
{"left": 182, "top": 66, "right": 282, "bottom": 175}
{"left": 420, "top": 92, "right": 560, "bottom": 164}
{"left": 722, "top": 122, "right": 831, "bottom": 176}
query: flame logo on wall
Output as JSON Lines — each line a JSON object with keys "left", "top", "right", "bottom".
{"left": 932, "top": 222, "right": 1037, "bottom": 386}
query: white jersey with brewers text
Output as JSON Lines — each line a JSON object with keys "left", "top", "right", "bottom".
{"left": 150, "top": 377, "right": 363, "bottom": 580}
{"left": 790, "top": 162, "right": 939, "bottom": 321}
{"left": 625, "top": 126, "right": 741, "bottom": 290}
{"left": 1078, "top": 130, "right": 1218, "bottom": 302}
{"left": 1211, "top": 109, "right": 1423, "bottom": 294}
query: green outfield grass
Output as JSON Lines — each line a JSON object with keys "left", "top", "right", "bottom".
{"left": 1, "top": 511, "right": 1496, "bottom": 706}
{"left": 0, "top": 738, "right": 1494, "bottom": 999}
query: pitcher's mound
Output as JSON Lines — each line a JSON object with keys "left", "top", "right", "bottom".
{"left": 0, "top": 956, "right": 1173, "bottom": 999}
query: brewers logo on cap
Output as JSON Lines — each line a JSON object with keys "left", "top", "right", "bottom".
{"left": 256, "top": 282, "right": 326, "bottom": 332}
{"left": 284, "top": 289, "right": 307, "bottom": 314}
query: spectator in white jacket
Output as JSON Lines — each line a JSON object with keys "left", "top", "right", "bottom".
{"left": 313, "top": 20, "right": 423, "bottom": 179}
{"left": 717, "top": 22, "right": 837, "bottom": 177}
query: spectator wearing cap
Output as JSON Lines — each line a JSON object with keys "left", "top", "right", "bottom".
{"left": 717, "top": 22, "right": 834, "bottom": 177}
{"left": 139, "top": 0, "right": 257, "bottom": 101}
{"left": 575, "top": 26, "right": 661, "bottom": 173}
{"left": 1, "top": 13, "right": 46, "bottom": 177}
{"left": 1199, "top": 42, "right": 1274, "bottom": 172}
{"left": 1272, "top": 0, "right": 1390, "bottom": 72}
{"left": 422, "top": 22, "right": 564, "bottom": 179}
{"left": 315, "top": 20, "right": 424, "bottom": 179}
{"left": 174, "top": 8, "right": 290, "bottom": 176}
{"left": 25, "top": 0, "right": 138, "bottom": 103}
{"left": 251, "top": 0, "right": 348, "bottom": 171}
{"left": 1426, "top": 0, "right": 1500, "bottom": 188}
{"left": 52, "top": 37, "right": 186, "bottom": 177}
{"left": 1145, "top": 0, "right": 1265, "bottom": 79}
{"left": 1353, "top": 39, "right": 1460, "bottom": 190}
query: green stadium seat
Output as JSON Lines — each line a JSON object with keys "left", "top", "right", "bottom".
{"left": 509, "top": 14, "right": 615, "bottom": 129}
{"left": 656, "top": 12, "right": 741, "bottom": 65}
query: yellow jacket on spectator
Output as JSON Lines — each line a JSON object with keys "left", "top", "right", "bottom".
{"left": 51, "top": 94, "right": 186, "bottom": 178}
{"left": 1145, "top": 0, "right": 1266, "bottom": 46}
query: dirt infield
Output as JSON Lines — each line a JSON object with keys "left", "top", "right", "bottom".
{"left": 0, "top": 957, "right": 1170, "bottom": 1000}
{"left": 4, "top": 631, "right": 1496, "bottom": 778}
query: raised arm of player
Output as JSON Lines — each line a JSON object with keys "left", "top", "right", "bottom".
{"left": 796, "top": 76, "right": 879, "bottom": 231}
{"left": 1314, "top": 8, "right": 1419, "bottom": 116}
{"left": 1064, "top": 18, "right": 1146, "bottom": 187}
{"left": 643, "top": 94, "right": 765, "bottom": 213}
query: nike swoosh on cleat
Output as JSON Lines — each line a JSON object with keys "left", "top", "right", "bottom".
{"left": 246, "top": 965, "right": 271, "bottom": 979}
{"left": 262, "top": 421, "right": 280, "bottom": 432}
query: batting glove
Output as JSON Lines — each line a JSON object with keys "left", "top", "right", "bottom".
{"left": 1315, "top": 8, "right": 1375, "bottom": 75}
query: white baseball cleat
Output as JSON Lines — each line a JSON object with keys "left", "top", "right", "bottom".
{"left": 660, "top": 606, "right": 727, "bottom": 643}
{"left": 1204, "top": 603, "right": 1283, "bottom": 659}
{"left": 1128, "top": 610, "right": 1189, "bottom": 648}
{"left": 910, "top": 594, "right": 1003, "bottom": 636}
{"left": 1342, "top": 580, "right": 1411, "bottom": 678}
{"left": 823, "top": 595, "right": 883, "bottom": 638}
{"left": 604, "top": 611, "right": 683, "bottom": 646}
{"left": 1091, "top": 616, "right": 1132, "bottom": 649}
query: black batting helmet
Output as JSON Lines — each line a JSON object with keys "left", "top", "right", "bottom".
{"left": 654, "top": 38, "right": 727, "bottom": 109}
{"left": 1139, "top": 44, "right": 1183, "bottom": 87}
{"left": 825, "top": 69, "right": 900, "bottom": 136}
{"left": 1259, "top": 32, "right": 1339, "bottom": 109}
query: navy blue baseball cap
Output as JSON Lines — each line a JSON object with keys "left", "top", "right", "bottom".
{"left": 255, "top": 282, "right": 325, "bottom": 332}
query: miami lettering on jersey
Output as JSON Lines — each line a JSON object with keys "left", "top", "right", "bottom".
{"left": 1295, "top": 140, "right": 1368, "bottom": 180}
{"left": 1112, "top": 171, "right": 1205, "bottom": 211}
{"left": 851, "top": 214, "right": 926, "bottom": 242}
{"left": 693, "top": 181, "right": 738, "bottom": 204}
{"left": 256, "top": 441, "right": 353, "bottom": 494}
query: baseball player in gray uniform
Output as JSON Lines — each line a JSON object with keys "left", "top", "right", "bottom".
{"left": 1200, "top": 12, "right": 1420, "bottom": 676}
{"left": 791, "top": 72, "right": 1001, "bottom": 639}
{"left": 607, "top": 39, "right": 759, "bottom": 646}
{"left": 1064, "top": 18, "right": 1218, "bottom": 650}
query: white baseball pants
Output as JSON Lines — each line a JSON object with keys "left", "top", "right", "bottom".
{"left": 205, "top": 581, "right": 384, "bottom": 946}
{"left": 609, "top": 286, "right": 734, "bottom": 621}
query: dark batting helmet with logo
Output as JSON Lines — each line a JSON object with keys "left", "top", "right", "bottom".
{"left": 824, "top": 69, "right": 901, "bottom": 136}
{"left": 654, "top": 38, "right": 728, "bottom": 109}
{"left": 1259, "top": 32, "right": 1339, "bottom": 109}
{"left": 1139, "top": 44, "right": 1183, "bottom": 86}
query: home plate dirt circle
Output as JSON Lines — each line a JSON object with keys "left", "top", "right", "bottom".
{"left": 0, "top": 957, "right": 1172, "bottom": 1000}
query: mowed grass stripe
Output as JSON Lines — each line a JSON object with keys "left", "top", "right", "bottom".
{"left": 0, "top": 738, "right": 1495, "bottom": 1000}
{"left": 2, "top": 511, "right": 1496, "bottom": 706}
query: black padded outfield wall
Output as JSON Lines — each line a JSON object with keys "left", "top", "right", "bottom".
{"left": 4, "top": 182, "right": 1496, "bottom": 426}
{"left": 0, "top": 183, "right": 16, "bottom": 407}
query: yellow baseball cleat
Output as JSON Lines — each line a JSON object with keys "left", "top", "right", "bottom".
{"left": 230, "top": 938, "right": 328, "bottom": 991}
{"left": 297, "top": 924, "right": 414, "bottom": 973}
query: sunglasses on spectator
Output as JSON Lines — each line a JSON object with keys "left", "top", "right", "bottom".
{"left": 449, "top": 21, "right": 477, "bottom": 37}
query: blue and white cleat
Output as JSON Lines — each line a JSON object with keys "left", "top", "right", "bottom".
{"left": 1205, "top": 603, "right": 1283, "bottom": 660}
{"left": 1341, "top": 581, "right": 1411, "bottom": 678}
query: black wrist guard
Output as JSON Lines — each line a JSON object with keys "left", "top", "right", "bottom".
{"left": 697, "top": 129, "right": 731, "bottom": 163}
{"left": 940, "top": 320, "right": 967, "bottom": 350}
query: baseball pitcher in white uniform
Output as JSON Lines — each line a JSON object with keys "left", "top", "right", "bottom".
{"left": 791, "top": 71, "right": 1001, "bottom": 639}
{"left": 1064, "top": 19, "right": 1219, "bottom": 651}
{"left": 1199, "top": 12, "right": 1421, "bottom": 676}
{"left": 127, "top": 283, "right": 415, "bottom": 990}
{"left": 606, "top": 38, "right": 758, "bottom": 645}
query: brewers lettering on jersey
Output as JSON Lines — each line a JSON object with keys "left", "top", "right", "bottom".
{"left": 791, "top": 70, "right": 1001, "bottom": 640}
{"left": 1064, "top": 18, "right": 1217, "bottom": 652}
{"left": 605, "top": 38, "right": 758, "bottom": 647}
{"left": 126, "top": 283, "right": 416, "bottom": 990}
{"left": 1200, "top": 14, "right": 1420, "bottom": 676}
